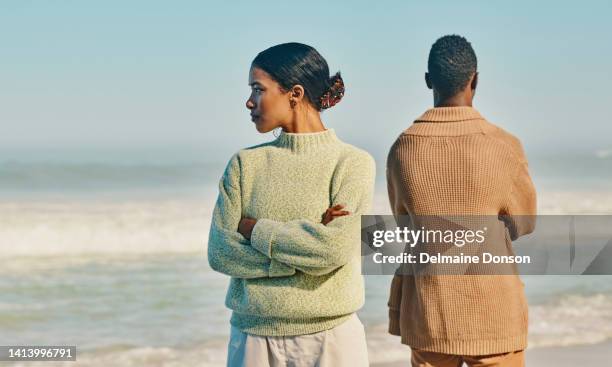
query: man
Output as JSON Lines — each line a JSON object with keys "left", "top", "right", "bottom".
{"left": 386, "top": 35, "right": 537, "bottom": 367}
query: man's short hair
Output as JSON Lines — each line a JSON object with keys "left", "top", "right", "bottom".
{"left": 428, "top": 35, "right": 477, "bottom": 97}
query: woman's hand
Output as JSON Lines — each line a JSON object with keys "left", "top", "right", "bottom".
{"left": 238, "top": 217, "right": 257, "bottom": 240}
{"left": 321, "top": 204, "right": 350, "bottom": 225}
{"left": 239, "top": 204, "right": 349, "bottom": 240}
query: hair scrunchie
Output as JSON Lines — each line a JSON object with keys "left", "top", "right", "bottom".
{"left": 319, "top": 72, "right": 345, "bottom": 110}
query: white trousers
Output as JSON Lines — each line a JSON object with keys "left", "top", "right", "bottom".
{"left": 227, "top": 314, "right": 369, "bottom": 367}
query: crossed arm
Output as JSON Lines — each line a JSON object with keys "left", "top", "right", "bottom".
{"left": 207, "top": 154, "right": 356, "bottom": 279}
{"left": 240, "top": 155, "right": 375, "bottom": 276}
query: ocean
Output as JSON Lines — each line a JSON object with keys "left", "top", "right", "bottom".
{"left": 1, "top": 155, "right": 612, "bottom": 366}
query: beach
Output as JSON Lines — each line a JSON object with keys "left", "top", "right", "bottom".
{"left": 1, "top": 160, "right": 612, "bottom": 366}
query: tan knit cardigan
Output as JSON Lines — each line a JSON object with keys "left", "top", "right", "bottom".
{"left": 386, "top": 106, "right": 537, "bottom": 355}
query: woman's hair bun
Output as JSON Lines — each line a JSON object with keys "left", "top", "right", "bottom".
{"left": 319, "top": 72, "right": 345, "bottom": 110}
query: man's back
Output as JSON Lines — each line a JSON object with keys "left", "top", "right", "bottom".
{"left": 386, "top": 106, "right": 537, "bottom": 356}
{"left": 387, "top": 107, "right": 535, "bottom": 217}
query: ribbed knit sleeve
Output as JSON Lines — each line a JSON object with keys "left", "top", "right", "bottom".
{"left": 503, "top": 158, "right": 537, "bottom": 241}
{"left": 387, "top": 273, "right": 403, "bottom": 336}
{"left": 386, "top": 152, "right": 404, "bottom": 336}
{"left": 207, "top": 154, "right": 296, "bottom": 278}
{"left": 250, "top": 152, "right": 375, "bottom": 276}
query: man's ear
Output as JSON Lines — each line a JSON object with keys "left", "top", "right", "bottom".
{"left": 425, "top": 72, "right": 432, "bottom": 89}
{"left": 471, "top": 72, "right": 478, "bottom": 90}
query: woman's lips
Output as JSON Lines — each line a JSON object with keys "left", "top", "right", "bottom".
{"left": 251, "top": 115, "right": 259, "bottom": 122}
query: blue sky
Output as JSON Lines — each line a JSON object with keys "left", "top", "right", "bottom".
{"left": 1, "top": 1, "right": 611, "bottom": 164}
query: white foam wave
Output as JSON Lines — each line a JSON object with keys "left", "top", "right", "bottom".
{"left": 2, "top": 188, "right": 612, "bottom": 260}
{"left": 538, "top": 191, "right": 612, "bottom": 214}
{"left": 372, "top": 189, "right": 612, "bottom": 215}
{"left": 530, "top": 293, "right": 612, "bottom": 348}
{"left": 0, "top": 199, "right": 216, "bottom": 258}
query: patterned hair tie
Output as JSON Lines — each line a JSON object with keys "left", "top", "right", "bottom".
{"left": 319, "top": 73, "right": 345, "bottom": 110}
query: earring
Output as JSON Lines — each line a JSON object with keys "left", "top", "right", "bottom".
{"left": 290, "top": 99, "right": 296, "bottom": 108}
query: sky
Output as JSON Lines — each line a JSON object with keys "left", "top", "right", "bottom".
{"left": 1, "top": 0, "right": 611, "bottom": 166}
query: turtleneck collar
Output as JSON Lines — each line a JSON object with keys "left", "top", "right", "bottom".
{"left": 275, "top": 128, "right": 340, "bottom": 154}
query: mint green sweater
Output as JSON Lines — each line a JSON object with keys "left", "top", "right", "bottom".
{"left": 207, "top": 128, "right": 375, "bottom": 336}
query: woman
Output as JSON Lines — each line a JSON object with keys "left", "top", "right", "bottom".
{"left": 207, "top": 42, "right": 375, "bottom": 367}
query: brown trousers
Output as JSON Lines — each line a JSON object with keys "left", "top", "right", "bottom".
{"left": 411, "top": 348, "right": 524, "bottom": 367}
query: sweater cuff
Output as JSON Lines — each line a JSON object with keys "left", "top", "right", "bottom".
{"left": 251, "top": 218, "right": 277, "bottom": 258}
{"left": 388, "top": 307, "right": 401, "bottom": 336}
{"left": 268, "top": 259, "right": 296, "bottom": 278}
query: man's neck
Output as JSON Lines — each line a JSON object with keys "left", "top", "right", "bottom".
{"left": 433, "top": 92, "right": 473, "bottom": 108}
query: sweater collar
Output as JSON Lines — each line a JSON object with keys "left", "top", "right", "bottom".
{"left": 415, "top": 106, "right": 483, "bottom": 123}
{"left": 404, "top": 106, "right": 487, "bottom": 136}
{"left": 275, "top": 128, "right": 340, "bottom": 153}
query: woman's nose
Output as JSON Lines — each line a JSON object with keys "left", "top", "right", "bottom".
{"left": 246, "top": 98, "right": 255, "bottom": 110}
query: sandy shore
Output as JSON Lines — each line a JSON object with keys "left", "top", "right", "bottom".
{"left": 372, "top": 340, "right": 612, "bottom": 366}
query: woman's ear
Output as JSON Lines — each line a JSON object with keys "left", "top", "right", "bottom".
{"left": 290, "top": 85, "right": 305, "bottom": 102}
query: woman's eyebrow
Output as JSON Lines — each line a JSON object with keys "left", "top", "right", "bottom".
{"left": 249, "top": 81, "right": 262, "bottom": 87}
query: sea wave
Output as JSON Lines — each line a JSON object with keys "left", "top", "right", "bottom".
{"left": 0, "top": 162, "right": 221, "bottom": 193}
{"left": 0, "top": 199, "right": 215, "bottom": 258}
{"left": 2, "top": 188, "right": 612, "bottom": 259}
{"left": 372, "top": 189, "right": 612, "bottom": 215}
{"left": 5, "top": 291, "right": 612, "bottom": 367}
{"left": 530, "top": 293, "right": 612, "bottom": 347}
{"left": 537, "top": 191, "right": 612, "bottom": 214}
{"left": 0, "top": 251, "right": 611, "bottom": 365}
